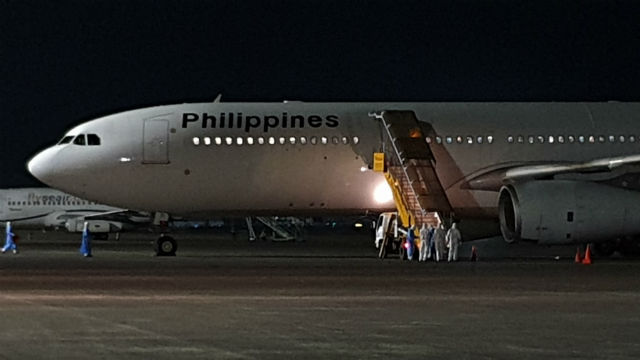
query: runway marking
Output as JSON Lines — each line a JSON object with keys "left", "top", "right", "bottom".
{"left": 1, "top": 292, "right": 639, "bottom": 302}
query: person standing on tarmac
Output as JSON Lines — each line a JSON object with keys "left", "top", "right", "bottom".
{"left": 446, "top": 223, "right": 462, "bottom": 262}
{"left": 406, "top": 225, "right": 416, "bottom": 261}
{"left": 427, "top": 224, "right": 435, "bottom": 259}
{"left": 419, "top": 224, "right": 429, "bottom": 261}
{"left": 433, "top": 223, "right": 447, "bottom": 262}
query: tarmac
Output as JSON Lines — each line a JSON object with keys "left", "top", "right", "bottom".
{"left": 0, "top": 228, "right": 639, "bottom": 359}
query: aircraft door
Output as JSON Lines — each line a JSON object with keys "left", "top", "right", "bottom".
{"left": 143, "top": 119, "right": 169, "bottom": 164}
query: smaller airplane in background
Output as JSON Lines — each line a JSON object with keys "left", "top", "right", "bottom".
{"left": 0, "top": 187, "right": 151, "bottom": 239}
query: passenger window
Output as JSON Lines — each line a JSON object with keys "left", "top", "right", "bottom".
{"left": 456, "top": 136, "right": 463, "bottom": 144}
{"left": 507, "top": 136, "right": 514, "bottom": 143}
{"left": 332, "top": 136, "right": 339, "bottom": 145}
{"left": 466, "top": 136, "right": 473, "bottom": 144}
{"left": 352, "top": 136, "right": 360, "bottom": 144}
{"left": 597, "top": 135, "right": 605, "bottom": 143}
{"left": 436, "top": 136, "right": 442, "bottom": 144}
{"left": 192, "top": 137, "right": 200, "bottom": 146}
{"left": 578, "top": 136, "right": 585, "bottom": 143}
{"left": 588, "top": 135, "right": 595, "bottom": 143}
{"left": 629, "top": 135, "right": 636, "bottom": 143}
{"left": 558, "top": 136, "right": 565, "bottom": 143}
{"left": 58, "top": 136, "right": 74, "bottom": 145}
{"left": 445, "top": 136, "right": 453, "bottom": 144}
{"left": 247, "top": 137, "right": 254, "bottom": 145}
{"left": 619, "top": 135, "right": 625, "bottom": 143}
{"left": 87, "top": 134, "right": 101, "bottom": 146}
{"left": 203, "top": 137, "right": 211, "bottom": 146}
{"left": 528, "top": 136, "right": 534, "bottom": 144}
{"left": 321, "top": 136, "right": 328, "bottom": 145}
{"left": 300, "top": 136, "right": 307, "bottom": 145}
{"left": 279, "top": 137, "right": 286, "bottom": 145}
{"left": 257, "top": 137, "right": 265, "bottom": 145}
{"left": 289, "top": 137, "right": 296, "bottom": 145}
{"left": 236, "top": 137, "right": 243, "bottom": 145}
{"left": 568, "top": 135, "right": 575, "bottom": 143}
{"left": 608, "top": 135, "right": 615, "bottom": 143}
{"left": 215, "top": 137, "right": 222, "bottom": 145}
{"left": 268, "top": 137, "right": 275, "bottom": 145}
{"left": 310, "top": 136, "right": 318, "bottom": 145}
{"left": 425, "top": 137, "right": 432, "bottom": 144}
{"left": 476, "top": 136, "right": 483, "bottom": 144}
{"left": 487, "top": 136, "right": 494, "bottom": 144}
{"left": 537, "top": 136, "right": 544, "bottom": 144}
{"left": 73, "top": 135, "right": 86, "bottom": 146}
{"left": 225, "top": 137, "right": 233, "bottom": 145}
{"left": 342, "top": 136, "right": 349, "bottom": 145}
{"left": 548, "top": 136, "right": 554, "bottom": 144}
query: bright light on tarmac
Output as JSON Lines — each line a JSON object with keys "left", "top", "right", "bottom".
{"left": 373, "top": 182, "right": 393, "bottom": 204}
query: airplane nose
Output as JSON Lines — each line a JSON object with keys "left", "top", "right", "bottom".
{"left": 27, "top": 147, "right": 59, "bottom": 185}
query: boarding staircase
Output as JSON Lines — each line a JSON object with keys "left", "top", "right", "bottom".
{"left": 373, "top": 110, "right": 452, "bottom": 229}
{"left": 245, "top": 216, "right": 303, "bottom": 241}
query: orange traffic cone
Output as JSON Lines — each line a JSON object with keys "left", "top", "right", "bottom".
{"left": 469, "top": 246, "right": 478, "bottom": 262}
{"left": 574, "top": 246, "right": 583, "bottom": 263}
{"left": 582, "top": 245, "right": 592, "bottom": 265}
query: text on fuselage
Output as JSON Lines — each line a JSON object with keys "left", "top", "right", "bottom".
{"left": 181, "top": 113, "right": 339, "bottom": 132}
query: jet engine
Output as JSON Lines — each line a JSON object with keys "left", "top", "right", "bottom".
{"left": 498, "top": 180, "right": 640, "bottom": 245}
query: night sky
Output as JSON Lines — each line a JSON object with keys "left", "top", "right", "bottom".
{"left": 2, "top": 0, "right": 640, "bottom": 188}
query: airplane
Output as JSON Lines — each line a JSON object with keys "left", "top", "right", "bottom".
{"left": 0, "top": 187, "right": 151, "bottom": 238}
{"left": 26, "top": 99, "right": 640, "bottom": 257}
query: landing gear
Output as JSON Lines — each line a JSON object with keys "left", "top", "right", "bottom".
{"left": 619, "top": 237, "right": 640, "bottom": 258}
{"left": 155, "top": 235, "right": 177, "bottom": 256}
{"left": 592, "top": 241, "right": 617, "bottom": 257}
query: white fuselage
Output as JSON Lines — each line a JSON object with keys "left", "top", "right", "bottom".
{"left": 27, "top": 101, "right": 640, "bottom": 239}
{"left": 0, "top": 188, "right": 119, "bottom": 230}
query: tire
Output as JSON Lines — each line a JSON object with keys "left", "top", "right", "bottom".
{"left": 155, "top": 236, "right": 177, "bottom": 256}
{"left": 619, "top": 237, "right": 640, "bottom": 258}
{"left": 399, "top": 241, "right": 406, "bottom": 260}
{"left": 592, "top": 241, "right": 617, "bottom": 257}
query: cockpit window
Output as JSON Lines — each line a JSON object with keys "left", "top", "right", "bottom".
{"left": 87, "top": 134, "right": 101, "bottom": 146}
{"left": 58, "top": 136, "right": 74, "bottom": 145}
{"left": 73, "top": 135, "right": 86, "bottom": 145}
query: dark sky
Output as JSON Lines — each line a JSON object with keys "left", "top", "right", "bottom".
{"left": 1, "top": 0, "right": 640, "bottom": 188}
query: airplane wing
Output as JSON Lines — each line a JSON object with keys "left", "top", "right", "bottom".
{"left": 504, "top": 154, "right": 640, "bottom": 180}
{"left": 463, "top": 154, "right": 640, "bottom": 191}
{"left": 82, "top": 209, "right": 152, "bottom": 224}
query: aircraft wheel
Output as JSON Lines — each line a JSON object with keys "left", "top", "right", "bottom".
{"left": 619, "top": 237, "right": 640, "bottom": 258}
{"left": 155, "top": 235, "right": 177, "bottom": 256}
{"left": 592, "top": 241, "right": 617, "bottom": 257}
{"left": 399, "top": 242, "right": 406, "bottom": 260}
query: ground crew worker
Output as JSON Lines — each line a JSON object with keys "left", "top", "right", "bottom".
{"left": 446, "top": 222, "right": 462, "bottom": 262}
{"left": 427, "top": 224, "right": 435, "bottom": 259}
{"left": 406, "top": 225, "right": 415, "bottom": 260}
{"left": 419, "top": 224, "right": 429, "bottom": 261}
{"left": 433, "top": 223, "right": 447, "bottom": 262}
{"left": 2, "top": 221, "right": 18, "bottom": 254}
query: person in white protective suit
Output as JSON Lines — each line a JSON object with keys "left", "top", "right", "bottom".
{"left": 446, "top": 222, "right": 462, "bottom": 262}
{"left": 433, "top": 223, "right": 447, "bottom": 262}
{"left": 419, "top": 224, "right": 429, "bottom": 261}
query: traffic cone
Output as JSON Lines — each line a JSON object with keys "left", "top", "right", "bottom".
{"left": 582, "top": 244, "right": 592, "bottom": 265}
{"left": 574, "top": 246, "right": 582, "bottom": 263}
{"left": 79, "top": 222, "right": 92, "bottom": 257}
{"left": 469, "top": 246, "right": 478, "bottom": 261}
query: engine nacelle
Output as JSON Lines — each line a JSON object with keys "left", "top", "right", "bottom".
{"left": 498, "top": 180, "right": 640, "bottom": 245}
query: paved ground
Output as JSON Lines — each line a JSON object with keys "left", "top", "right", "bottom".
{"left": 0, "top": 229, "right": 638, "bottom": 359}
